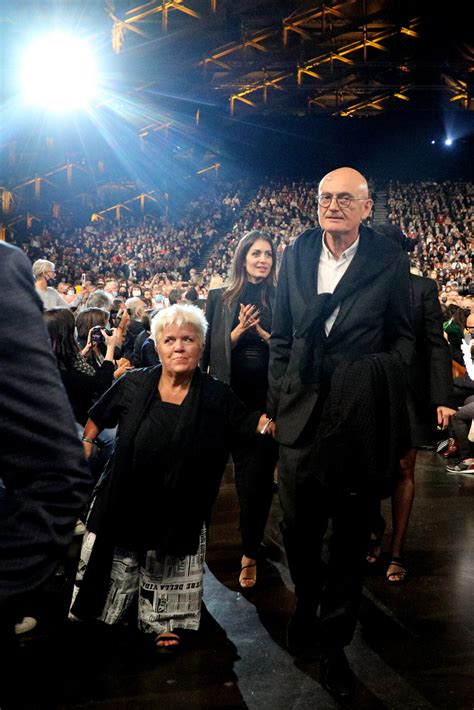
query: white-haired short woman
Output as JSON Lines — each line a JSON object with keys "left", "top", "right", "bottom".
{"left": 69, "top": 304, "right": 271, "bottom": 654}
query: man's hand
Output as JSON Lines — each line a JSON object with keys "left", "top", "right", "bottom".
{"left": 256, "top": 415, "right": 277, "bottom": 437}
{"left": 82, "top": 440, "right": 94, "bottom": 460}
{"left": 437, "top": 406, "right": 456, "bottom": 430}
{"left": 267, "top": 420, "right": 277, "bottom": 437}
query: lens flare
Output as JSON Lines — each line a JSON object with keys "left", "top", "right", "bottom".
{"left": 21, "top": 33, "right": 98, "bottom": 111}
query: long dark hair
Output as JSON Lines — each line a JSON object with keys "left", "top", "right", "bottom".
{"left": 222, "top": 230, "right": 276, "bottom": 309}
{"left": 75, "top": 307, "right": 109, "bottom": 342}
{"left": 43, "top": 308, "right": 79, "bottom": 369}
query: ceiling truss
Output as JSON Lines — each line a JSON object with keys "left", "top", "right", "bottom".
{"left": 106, "top": 1, "right": 473, "bottom": 116}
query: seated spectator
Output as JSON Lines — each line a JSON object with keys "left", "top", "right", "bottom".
{"left": 441, "top": 316, "right": 474, "bottom": 453}
{"left": 443, "top": 304, "right": 466, "bottom": 364}
{"left": 446, "top": 395, "right": 474, "bottom": 474}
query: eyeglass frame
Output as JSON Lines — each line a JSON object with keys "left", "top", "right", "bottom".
{"left": 317, "top": 193, "right": 371, "bottom": 209}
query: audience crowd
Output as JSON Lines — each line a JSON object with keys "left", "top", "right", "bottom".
{"left": 387, "top": 180, "right": 473, "bottom": 296}
{"left": 10, "top": 179, "right": 472, "bottom": 313}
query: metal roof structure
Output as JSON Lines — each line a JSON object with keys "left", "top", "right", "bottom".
{"left": 102, "top": 0, "right": 473, "bottom": 119}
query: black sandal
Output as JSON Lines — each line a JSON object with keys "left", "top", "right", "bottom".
{"left": 155, "top": 632, "right": 181, "bottom": 656}
{"left": 239, "top": 561, "right": 257, "bottom": 588}
{"left": 386, "top": 557, "right": 407, "bottom": 585}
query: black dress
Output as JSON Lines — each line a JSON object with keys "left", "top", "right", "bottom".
{"left": 230, "top": 281, "right": 279, "bottom": 560}
{"left": 231, "top": 281, "right": 272, "bottom": 411}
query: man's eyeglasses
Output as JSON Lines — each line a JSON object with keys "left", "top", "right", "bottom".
{"left": 317, "top": 194, "right": 369, "bottom": 209}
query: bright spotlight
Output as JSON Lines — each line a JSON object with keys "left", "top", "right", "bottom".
{"left": 431, "top": 140, "right": 436, "bottom": 145}
{"left": 20, "top": 33, "right": 98, "bottom": 111}
{"left": 444, "top": 138, "right": 453, "bottom": 146}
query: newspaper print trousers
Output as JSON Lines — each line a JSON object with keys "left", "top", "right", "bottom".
{"left": 70, "top": 527, "right": 206, "bottom": 634}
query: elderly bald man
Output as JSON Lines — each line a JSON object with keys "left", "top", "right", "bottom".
{"left": 267, "top": 167, "right": 415, "bottom": 699}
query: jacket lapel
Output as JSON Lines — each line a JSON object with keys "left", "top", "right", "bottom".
{"left": 224, "top": 298, "right": 239, "bottom": 364}
{"left": 295, "top": 228, "right": 323, "bottom": 305}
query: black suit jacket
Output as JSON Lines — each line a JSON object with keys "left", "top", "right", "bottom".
{"left": 268, "top": 226, "right": 415, "bottom": 446}
{"left": 406, "top": 274, "right": 453, "bottom": 444}
{"left": 0, "top": 243, "right": 91, "bottom": 611}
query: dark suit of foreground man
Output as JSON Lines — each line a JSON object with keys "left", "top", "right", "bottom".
{"left": 267, "top": 167, "right": 415, "bottom": 700}
{"left": 0, "top": 243, "right": 90, "bottom": 648}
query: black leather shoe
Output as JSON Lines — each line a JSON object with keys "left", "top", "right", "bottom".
{"left": 320, "top": 650, "right": 353, "bottom": 701}
{"left": 286, "top": 609, "right": 319, "bottom": 656}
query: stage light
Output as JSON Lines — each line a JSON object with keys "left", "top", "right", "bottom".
{"left": 20, "top": 33, "right": 98, "bottom": 111}
{"left": 431, "top": 140, "right": 436, "bottom": 145}
{"left": 444, "top": 138, "right": 453, "bottom": 146}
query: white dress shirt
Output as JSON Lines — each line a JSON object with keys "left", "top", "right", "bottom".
{"left": 317, "top": 233, "right": 360, "bottom": 335}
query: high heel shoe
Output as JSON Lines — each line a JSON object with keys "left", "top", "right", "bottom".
{"left": 239, "top": 558, "right": 257, "bottom": 588}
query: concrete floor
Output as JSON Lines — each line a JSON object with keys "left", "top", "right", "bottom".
{"left": 3, "top": 450, "right": 474, "bottom": 709}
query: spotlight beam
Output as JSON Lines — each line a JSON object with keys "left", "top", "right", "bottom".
{"left": 21, "top": 33, "right": 98, "bottom": 112}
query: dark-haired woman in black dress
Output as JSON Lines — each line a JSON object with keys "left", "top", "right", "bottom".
{"left": 203, "top": 231, "right": 278, "bottom": 588}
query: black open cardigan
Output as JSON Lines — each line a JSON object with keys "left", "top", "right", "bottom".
{"left": 71, "top": 365, "right": 259, "bottom": 619}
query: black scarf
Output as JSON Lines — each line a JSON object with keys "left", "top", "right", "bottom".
{"left": 294, "top": 227, "right": 399, "bottom": 385}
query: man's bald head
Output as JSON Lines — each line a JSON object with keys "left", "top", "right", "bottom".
{"left": 319, "top": 167, "right": 370, "bottom": 198}
{"left": 317, "top": 166, "right": 373, "bottom": 247}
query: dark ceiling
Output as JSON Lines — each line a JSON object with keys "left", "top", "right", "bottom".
{"left": 1, "top": 2, "right": 473, "bottom": 185}
{"left": 103, "top": 0, "right": 474, "bottom": 119}
{"left": 2, "top": 1, "right": 473, "bottom": 121}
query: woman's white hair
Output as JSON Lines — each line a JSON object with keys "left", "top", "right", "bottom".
{"left": 151, "top": 304, "right": 208, "bottom": 347}
{"left": 32, "top": 259, "right": 55, "bottom": 279}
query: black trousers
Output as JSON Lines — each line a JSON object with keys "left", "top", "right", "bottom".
{"left": 232, "top": 434, "right": 279, "bottom": 560}
{"left": 279, "top": 441, "right": 374, "bottom": 651}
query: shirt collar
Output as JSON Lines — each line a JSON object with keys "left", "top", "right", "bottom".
{"left": 321, "top": 232, "right": 360, "bottom": 262}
